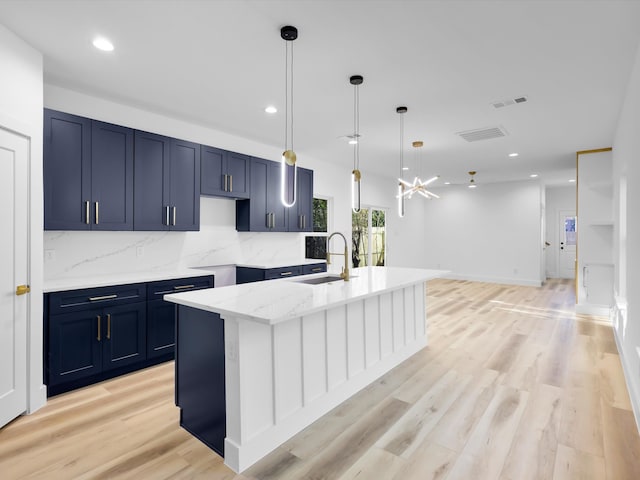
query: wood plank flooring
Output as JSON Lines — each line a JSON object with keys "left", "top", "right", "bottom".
{"left": 1, "top": 278, "right": 639, "bottom": 479}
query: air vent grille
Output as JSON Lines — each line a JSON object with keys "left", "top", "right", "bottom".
{"left": 492, "top": 95, "right": 528, "bottom": 108}
{"left": 457, "top": 126, "right": 508, "bottom": 142}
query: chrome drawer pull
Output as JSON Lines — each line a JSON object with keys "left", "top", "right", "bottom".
{"left": 88, "top": 294, "right": 118, "bottom": 302}
{"left": 173, "top": 284, "right": 195, "bottom": 290}
{"left": 280, "top": 271, "right": 293, "bottom": 276}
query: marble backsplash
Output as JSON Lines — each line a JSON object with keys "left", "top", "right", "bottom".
{"left": 43, "top": 196, "right": 306, "bottom": 282}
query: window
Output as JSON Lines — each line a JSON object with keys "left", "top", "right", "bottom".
{"left": 352, "top": 208, "right": 386, "bottom": 267}
{"left": 305, "top": 197, "right": 329, "bottom": 260}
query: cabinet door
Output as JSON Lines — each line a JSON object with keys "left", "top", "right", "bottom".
{"left": 102, "top": 302, "right": 147, "bottom": 370}
{"left": 170, "top": 138, "right": 200, "bottom": 231}
{"left": 91, "top": 121, "right": 134, "bottom": 230}
{"left": 288, "top": 167, "right": 313, "bottom": 232}
{"left": 147, "top": 299, "right": 177, "bottom": 359}
{"left": 49, "top": 309, "right": 102, "bottom": 385}
{"left": 200, "top": 145, "right": 227, "bottom": 196}
{"left": 266, "top": 160, "right": 288, "bottom": 231}
{"left": 44, "top": 109, "right": 92, "bottom": 230}
{"left": 238, "top": 157, "right": 269, "bottom": 231}
{"left": 134, "top": 131, "right": 171, "bottom": 230}
{"left": 227, "top": 151, "right": 251, "bottom": 199}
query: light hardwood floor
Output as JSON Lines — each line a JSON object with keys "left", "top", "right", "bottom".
{"left": 1, "top": 279, "right": 639, "bottom": 479}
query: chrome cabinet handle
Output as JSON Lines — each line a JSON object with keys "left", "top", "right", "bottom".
{"left": 106, "top": 313, "right": 111, "bottom": 339}
{"left": 223, "top": 174, "right": 228, "bottom": 192}
{"left": 173, "top": 284, "right": 195, "bottom": 290}
{"left": 165, "top": 206, "right": 170, "bottom": 226}
{"left": 95, "top": 201, "right": 99, "bottom": 225}
{"left": 229, "top": 174, "right": 233, "bottom": 192}
{"left": 85, "top": 201, "right": 90, "bottom": 224}
{"left": 311, "top": 267, "right": 323, "bottom": 272}
{"left": 89, "top": 294, "right": 117, "bottom": 302}
{"left": 280, "top": 271, "right": 293, "bottom": 276}
{"left": 172, "top": 206, "right": 176, "bottom": 226}
{"left": 97, "top": 315, "right": 101, "bottom": 341}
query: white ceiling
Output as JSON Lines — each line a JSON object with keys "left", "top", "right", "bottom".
{"left": 2, "top": 0, "right": 640, "bottom": 186}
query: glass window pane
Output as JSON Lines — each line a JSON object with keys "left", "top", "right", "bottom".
{"left": 371, "top": 209, "right": 386, "bottom": 266}
{"left": 313, "top": 198, "right": 327, "bottom": 232}
{"left": 352, "top": 209, "right": 369, "bottom": 267}
{"left": 565, "top": 216, "right": 577, "bottom": 246}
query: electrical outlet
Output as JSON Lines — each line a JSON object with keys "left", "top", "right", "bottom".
{"left": 44, "top": 249, "right": 56, "bottom": 262}
{"left": 136, "top": 246, "right": 144, "bottom": 257}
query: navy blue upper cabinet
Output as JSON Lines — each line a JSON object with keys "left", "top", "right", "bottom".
{"left": 201, "top": 146, "right": 250, "bottom": 199}
{"left": 134, "top": 131, "right": 200, "bottom": 231}
{"left": 236, "top": 158, "right": 313, "bottom": 232}
{"left": 170, "top": 138, "right": 201, "bottom": 231}
{"left": 44, "top": 109, "right": 92, "bottom": 230}
{"left": 44, "top": 110, "right": 134, "bottom": 230}
{"left": 288, "top": 168, "right": 313, "bottom": 232}
{"left": 91, "top": 121, "right": 134, "bottom": 230}
{"left": 236, "top": 157, "right": 287, "bottom": 231}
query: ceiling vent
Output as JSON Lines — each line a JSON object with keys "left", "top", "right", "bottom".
{"left": 492, "top": 95, "right": 528, "bottom": 108}
{"left": 456, "top": 125, "right": 508, "bottom": 142}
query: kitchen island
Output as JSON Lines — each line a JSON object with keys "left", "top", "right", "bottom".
{"left": 164, "top": 266, "right": 445, "bottom": 472}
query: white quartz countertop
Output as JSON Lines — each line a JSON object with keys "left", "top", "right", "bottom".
{"left": 43, "top": 267, "right": 217, "bottom": 293}
{"left": 164, "top": 266, "right": 447, "bottom": 325}
{"left": 236, "top": 259, "right": 326, "bottom": 269}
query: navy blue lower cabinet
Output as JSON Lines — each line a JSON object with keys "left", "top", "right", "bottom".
{"left": 176, "top": 306, "right": 226, "bottom": 456}
{"left": 146, "top": 275, "right": 214, "bottom": 359}
{"left": 102, "top": 302, "right": 147, "bottom": 370}
{"left": 236, "top": 263, "right": 325, "bottom": 284}
{"left": 48, "top": 302, "right": 147, "bottom": 392}
{"left": 49, "top": 308, "right": 103, "bottom": 385}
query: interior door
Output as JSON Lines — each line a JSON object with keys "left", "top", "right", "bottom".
{"left": 559, "top": 210, "right": 577, "bottom": 279}
{"left": 0, "top": 127, "right": 29, "bottom": 428}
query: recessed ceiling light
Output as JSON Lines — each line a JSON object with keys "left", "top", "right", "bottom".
{"left": 569, "top": 179, "right": 576, "bottom": 182}
{"left": 348, "top": 139, "right": 358, "bottom": 145}
{"left": 92, "top": 36, "right": 114, "bottom": 52}
{"left": 508, "top": 152, "right": 519, "bottom": 157}
{"left": 402, "top": 167, "right": 409, "bottom": 171}
{"left": 444, "top": 182, "right": 451, "bottom": 185}
{"left": 468, "top": 184, "right": 477, "bottom": 189}
{"left": 530, "top": 174, "right": 538, "bottom": 178}
{"left": 265, "top": 105, "right": 277, "bottom": 114}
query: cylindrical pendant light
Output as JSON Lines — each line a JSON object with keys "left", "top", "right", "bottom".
{"left": 396, "top": 106, "right": 407, "bottom": 217}
{"left": 350, "top": 75, "right": 363, "bottom": 213}
{"left": 281, "top": 25, "right": 298, "bottom": 207}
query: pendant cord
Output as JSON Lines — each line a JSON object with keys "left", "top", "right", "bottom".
{"left": 399, "top": 113, "right": 404, "bottom": 178}
{"left": 353, "top": 84, "right": 358, "bottom": 170}
{"left": 284, "top": 40, "right": 294, "bottom": 152}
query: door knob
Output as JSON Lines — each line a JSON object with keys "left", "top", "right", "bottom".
{"left": 16, "top": 285, "right": 30, "bottom": 295}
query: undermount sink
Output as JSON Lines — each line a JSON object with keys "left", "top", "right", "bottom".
{"left": 294, "top": 275, "right": 344, "bottom": 285}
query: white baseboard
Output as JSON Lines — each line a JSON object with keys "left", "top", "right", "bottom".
{"left": 612, "top": 329, "right": 640, "bottom": 435}
{"left": 575, "top": 303, "right": 610, "bottom": 316}
{"left": 443, "top": 272, "right": 542, "bottom": 287}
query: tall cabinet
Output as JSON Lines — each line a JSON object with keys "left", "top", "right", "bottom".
{"left": 576, "top": 148, "right": 614, "bottom": 315}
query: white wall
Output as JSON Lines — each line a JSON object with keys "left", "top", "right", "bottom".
{"left": 43, "top": 85, "right": 405, "bottom": 280}
{"left": 0, "top": 23, "right": 46, "bottom": 413}
{"left": 612, "top": 38, "right": 640, "bottom": 427}
{"left": 419, "top": 180, "right": 544, "bottom": 286}
{"left": 545, "top": 185, "right": 576, "bottom": 278}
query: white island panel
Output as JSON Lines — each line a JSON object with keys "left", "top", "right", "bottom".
{"left": 364, "top": 296, "right": 381, "bottom": 367}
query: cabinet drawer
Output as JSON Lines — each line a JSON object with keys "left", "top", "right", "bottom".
{"left": 264, "top": 266, "right": 302, "bottom": 280}
{"left": 302, "top": 263, "right": 327, "bottom": 275}
{"left": 49, "top": 283, "right": 146, "bottom": 315}
{"left": 147, "top": 275, "right": 214, "bottom": 298}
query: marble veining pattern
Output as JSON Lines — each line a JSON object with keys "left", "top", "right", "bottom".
{"left": 165, "top": 267, "right": 446, "bottom": 324}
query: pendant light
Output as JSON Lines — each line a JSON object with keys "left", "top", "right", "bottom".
{"left": 280, "top": 25, "right": 298, "bottom": 207}
{"left": 396, "top": 106, "right": 407, "bottom": 217}
{"left": 399, "top": 141, "right": 440, "bottom": 199}
{"left": 468, "top": 170, "right": 477, "bottom": 188}
{"left": 350, "top": 75, "right": 364, "bottom": 213}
